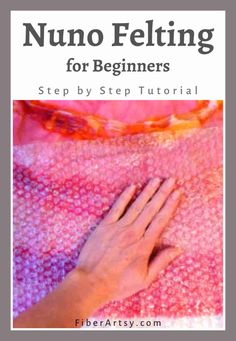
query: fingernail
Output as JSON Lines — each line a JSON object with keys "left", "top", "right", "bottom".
{"left": 128, "top": 184, "right": 136, "bottom": 191}
{"left": 174, "top": 247, "right": 183, "bottom": 256}
{"left": 172, "top": 189, "right": 182, "bottom": 199}
{"left": 150, "top": 178, "right": 160, "bottom": 187}
{"left": 168, "top": 247, "right": 183, "bottom": 261}
{"left": 166, "top": 177, "right": 176, "bottom": 187}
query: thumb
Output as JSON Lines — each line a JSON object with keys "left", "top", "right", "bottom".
{"left": 147, "top": 246, "right": 182, "bottom": 285}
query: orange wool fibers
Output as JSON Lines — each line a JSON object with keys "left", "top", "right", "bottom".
{"left": 13, "top": 100, "right": 223, "bottom": 141}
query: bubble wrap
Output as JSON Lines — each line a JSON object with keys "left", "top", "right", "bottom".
{"left": 13, "top": 126, "right": 223, "bottom": 327}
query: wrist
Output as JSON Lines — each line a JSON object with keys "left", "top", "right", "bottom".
{"left": 68, "top": 267, "right": 109, "bottom": 313}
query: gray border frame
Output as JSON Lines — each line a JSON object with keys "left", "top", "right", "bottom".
{"left": 1, "top": 0, "right": 235, "bottom": 340}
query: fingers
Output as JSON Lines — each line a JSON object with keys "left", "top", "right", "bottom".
{"left": 101, "top": 177, "right": 180, "bottom": 235}
{"left": 144, "top": 189, "right": 182, "bottom": 244}
{"left": 119, "top": 178, "right": 161, "bottom": 225}
{"left": 134, "top": 178, "right": 176, "bottom": 233}
{"left": 102, "top": 184, "right": 136, "bottom": 224}
{"left": 147, "top": 246, "right": 182, "bottom": 285}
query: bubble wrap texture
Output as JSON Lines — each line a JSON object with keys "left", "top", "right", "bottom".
{"left": 13, "top": 127, "right": 223, "bottom": 322}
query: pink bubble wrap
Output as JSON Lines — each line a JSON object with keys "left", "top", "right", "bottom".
{"left": 13, "top": 123, "right": 223, "bottom": 325}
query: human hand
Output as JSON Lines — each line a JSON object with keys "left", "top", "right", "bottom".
{"left": 75, "top": 178, "right": 182, "bottom": 304}
{"left": 13, "top": 177, "right": 183, "bottom": 328}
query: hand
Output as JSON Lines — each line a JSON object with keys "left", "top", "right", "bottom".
{"left": 76, "top": 177, "right": 182, "bottom": 303}
{"left": 13, "top": 177, "right": 183, "bottom": 328}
